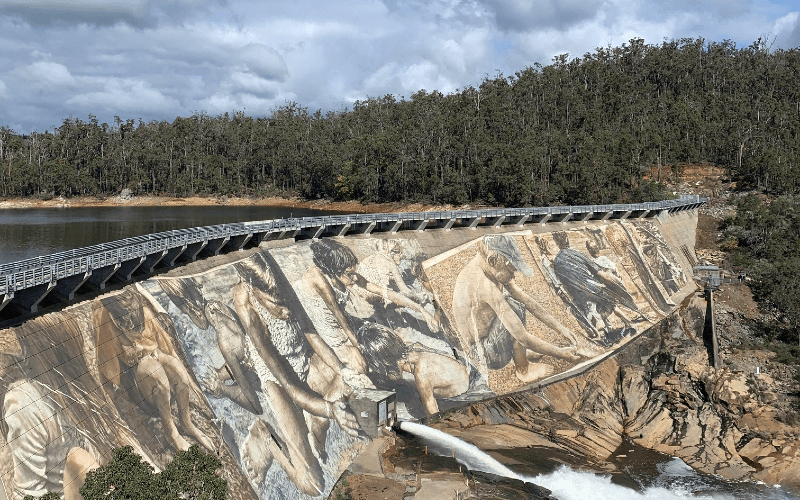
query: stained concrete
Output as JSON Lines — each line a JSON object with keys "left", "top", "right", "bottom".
{"left": 0, "top": 213, "right": 698, "bottom": 500}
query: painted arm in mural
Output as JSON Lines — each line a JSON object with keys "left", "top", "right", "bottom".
{"left": 504, "top": 279, "right": 580, "bottom": 345}
{"left": 233, "top": 276, "right": 348, "bottom": 374}
{"left": 380, "top": 253, "right": 424, "bottom": 301}
{"left": 303, "top": 265, "right": 369, "bottom": 374}
{"left": 232, "top": 281, "right": 359, "bottom": 436}
{"left": 482, "top": 282, "right": 581, "bottom": 361}
{"left": 351, "top": 273, "right": 441, "bottom": 332}
{"left": 255, "top": 332, "right": 359, "bottom": 437}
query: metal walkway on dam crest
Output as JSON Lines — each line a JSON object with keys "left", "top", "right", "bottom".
{"left": 0, "top": 195, "right": 704, "bottom": 319}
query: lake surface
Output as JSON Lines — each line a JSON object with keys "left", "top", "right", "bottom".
{"left": 0, "top": 205, "right": 348, "bottom": 266}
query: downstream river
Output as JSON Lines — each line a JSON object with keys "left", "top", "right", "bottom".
{"left": 0, "top": 205, "right": 347, "bottom": 266}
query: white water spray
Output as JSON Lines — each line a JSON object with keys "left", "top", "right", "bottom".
{"left": 398, "top": 422, "right": 797, "bottom": 500}
{"left": 398, "top": 420, "right": 523, "bottom": 479}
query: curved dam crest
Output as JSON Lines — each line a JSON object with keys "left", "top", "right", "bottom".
{"left": 0, "top": 211, "right": 698, "bottom": 500}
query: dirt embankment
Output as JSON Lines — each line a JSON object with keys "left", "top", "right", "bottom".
{"left": 643, "top": 162, "right": 730, "bottom": 197}
{"left": 0, "top": 194, "right": 476, "bottom": 214}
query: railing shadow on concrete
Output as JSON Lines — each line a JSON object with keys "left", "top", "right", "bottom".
{"left": 0, "top": 195, "right": 704, "bottom": 319}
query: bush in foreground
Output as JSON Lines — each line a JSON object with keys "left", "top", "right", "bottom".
{"left": 24, "top": 445, "right": 227, "bottom": 500}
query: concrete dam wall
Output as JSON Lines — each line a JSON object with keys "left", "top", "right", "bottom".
{"left": 0, "top": 211, "right": 698, "bottom": 500}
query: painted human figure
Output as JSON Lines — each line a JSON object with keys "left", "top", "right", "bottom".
{"left": 2, "top": 374, "right": 100, "bottom": 500}
{"left": 231, "top": 254, "right": 359, "bottom": 492}
{"left": 93, "top": 286, "right": 214, "bottom": 452}
{"left": 605, "top": 224, "right": 674, "bottom": 312}
{"left": 452, "top": 234, "right": 595, "bottom": 384}
{"left": 550, "top": 232, "right": 645, "bottom": 345}
{"left": 160, "top": 253, "right": 359, "bottom": 497}
{"left": 299, "top": 238, "right": 441, "bottom": 377}
{"left": 0, "top": 316, "right": 148, "bottom": 500}
{"left": 357, "top": 324, "right": 472, "bottom": 415}
{"left": 159, "top": 277, "right": 264, "bottom": 415}
{"left": 357, "top": 239, "right": 430, "bottom": 303}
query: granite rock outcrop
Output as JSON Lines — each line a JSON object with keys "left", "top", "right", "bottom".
{"left": 434, "top": 292, "right": 800, "bottom": 490}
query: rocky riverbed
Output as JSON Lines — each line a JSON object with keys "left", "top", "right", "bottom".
{"left": 425, "top": 287, "right": 800, "bottom": 489}
{"left": 334, "top": 282, "right": 800, "bottom": 499}
{"left": 334, "top": 196, "right": 800, "bottom": 499}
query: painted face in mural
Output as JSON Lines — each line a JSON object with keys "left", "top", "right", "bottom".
{"left": 337, "top": 264, "right": 360, "bottom": 287}
{"left": 159, "top": 278, "right": 210, "bottom": 330}
{"left": 485, "top": 253, "right": 518, "bottom": 284}
{"left": 235, "top": 254, "right": 290, "bottom": 320}
{"left": 481, "top": 234, "right": 534, "bottom": 284}
{"left": 105, "top": 291, "right": 145, "bottom": 333}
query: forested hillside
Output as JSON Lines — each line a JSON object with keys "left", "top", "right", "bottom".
{"left": 0, "top": 37, "right": 797, "bottom": 206}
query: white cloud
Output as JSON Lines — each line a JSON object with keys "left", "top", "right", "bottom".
{"left": 227, "top": 71, "right": 279, "bottom": 96}
{"left": 14, "top": 61, "right": 77, "bottom": 88}
{"left": 0, "top": 0, "right": 798, "bottom": 134}
{"left": 401, "top": 60, "right": 457, "bottom": 95}
{"left": 774, "top": 11, "right": 799, "bottom": 35}
{"left": 237, "top": 44, "right": 288, "bottom": 82}
{"left": 66, "top": 79, "right": 179, "bottom": 113}
{"left": 0, "top": 79, "right": 7, "bottom": 99}
{"left": 775, "top": 10, "right": 800, "bottom": 48}
{"left": 195, "top": 89, "right": 292, "bottom": 115}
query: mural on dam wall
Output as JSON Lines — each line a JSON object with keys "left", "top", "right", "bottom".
{"left": 0, "top": 218, "right": 693, "bottom": 500}
{"left": 0, "top": 287, "right": 258, "bottom": 500}
{"left": 423, "top": 221, "right": 688, "bottom": 394}
{"left": 145, "top": 251, "right": 364, "bottom": 500}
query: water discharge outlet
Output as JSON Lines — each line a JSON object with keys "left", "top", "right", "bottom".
{"left": 397, "top": 420, "right": 523, "bottom": 480}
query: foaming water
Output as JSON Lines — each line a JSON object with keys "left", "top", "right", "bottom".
{"left": 398, "top": 421, "right": 798, "bottom": 500}
{"left": 527, "top": 459, "right": 795, "bottom": 500}
{"left": 530, "top": 466, "right": 699, "bottom": 499}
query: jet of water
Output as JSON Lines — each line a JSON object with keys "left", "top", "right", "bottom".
{"left": 398, "top": 420, "right": 523, "bottom": 479}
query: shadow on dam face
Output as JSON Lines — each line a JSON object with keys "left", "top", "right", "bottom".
{"left": 0, "top": 212, "right": 699, "bottom": 500}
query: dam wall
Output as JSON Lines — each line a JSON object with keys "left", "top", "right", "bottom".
{"left": 0, "top": 211, "right": 698, "bottom": 500}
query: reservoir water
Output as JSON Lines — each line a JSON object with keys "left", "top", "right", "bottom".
{"left": 0, "top": 205, "right": 347, "bottom": 265}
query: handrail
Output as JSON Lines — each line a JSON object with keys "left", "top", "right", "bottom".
{"left": 0, "top": 196, "right": 704, "bottom": 295}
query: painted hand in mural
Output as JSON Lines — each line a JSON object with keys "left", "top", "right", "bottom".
{"left": 453, "top": 235, "right": 592, "bottom": 385}
{"left": 328, "top": 400, "right": 360, "bottom": 437}
{"left": 94, "top": 287, "right": 214, "bottom": 453}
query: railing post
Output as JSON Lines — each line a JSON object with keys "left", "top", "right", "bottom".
{"left": 0, "top": 197, "right": 706, "bottom": 320}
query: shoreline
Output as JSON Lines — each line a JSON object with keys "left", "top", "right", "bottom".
{"left": 0, "top": 195, "right": 474, "bottom": 214}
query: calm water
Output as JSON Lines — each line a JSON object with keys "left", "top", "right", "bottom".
{"left": 0, "top": 205, "right": 348, "bottom": 265}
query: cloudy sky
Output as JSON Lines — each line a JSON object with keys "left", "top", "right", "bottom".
{"left": 1, "top": 0, "right": 799, "bottom": 133}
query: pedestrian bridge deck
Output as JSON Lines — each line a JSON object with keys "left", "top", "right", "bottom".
{"left": 0, "top": 195, "right": 704, "bottom": 320}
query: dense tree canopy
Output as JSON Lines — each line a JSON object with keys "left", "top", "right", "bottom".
{"left": 21, "top": 445, "right": 226, "bottom": 500}
{"left": 78, "top": 445, "right": 225, "bottom": 500}
{"left": 725, "top": 194, "right": 800, "bottom": 345}
{"left": 1, "top": 37, "right": 797, "bottom": 206}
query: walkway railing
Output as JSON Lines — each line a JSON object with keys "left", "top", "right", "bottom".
{"left": 0, "top": 196, "right": 704, "bottom": 302}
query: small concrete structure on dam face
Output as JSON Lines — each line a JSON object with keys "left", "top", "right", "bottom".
{"left": 0, "top": 209, "right": 699, "bottom": 500}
